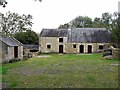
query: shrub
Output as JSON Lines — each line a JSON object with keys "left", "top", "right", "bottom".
{"left": 23, "top": 56, "right": 28, "bottom": 60}
{"left": 2, "top": 60, "right": 8, "bottom": 64}
{"left": 9, "top": 58, "right": 21, "bottom": 63}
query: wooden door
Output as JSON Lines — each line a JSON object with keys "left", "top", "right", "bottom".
{"left": 88, "top": 45, "right": 92, "bottom": 53}
{"left": 59, "top": 45, "right": 63, "bottom": 53}
{"left": 79, "top": 45, "right": 84, "bottom": 53}
{"left": 14, "top": 46, "right": 18, "bottom": 58}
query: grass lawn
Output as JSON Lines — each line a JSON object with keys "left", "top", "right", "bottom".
{"left": 1, "top": 54, "right": 120, "bottom": 88}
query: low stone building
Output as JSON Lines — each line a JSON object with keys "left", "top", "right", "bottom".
{"left": 39, "top": 28, "right": 110, "bottom": 54}
{"left": 23, "top": 44, "right": 39, "bottom": 57}
{"left": 0, "top": 36, "right": 23, "bottom": 63}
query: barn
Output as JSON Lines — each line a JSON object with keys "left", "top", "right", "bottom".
{"left": 39, "top": 28, "right": 111, "bottom": 54}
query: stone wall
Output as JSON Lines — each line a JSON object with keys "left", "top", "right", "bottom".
{"left": 0, "top": 42, "right": 10, "bottom": 63}
{"left": 23, "top": 48, "right": 38, "bottom": 58}
{"left": 7, "top": 46, "right": 14, "bottom": 61}
{"left": 65, "top": 43, "right": 109, "bottom": 53}
{"left": 0, "top": 42, "right": 23, "bottom": 63}
{"left": 39, "top": 37, "right": 67, "bottom": 53}
{"left": 18, "top": 46, "right": 23, "bottom": 60}
{"left": 39, "top": 37, "right": 110, "bottom": 54}
{"left": 65, "top": 43, "right": 78, "bottom": 53}
{"left": 110, "top": 46, "right": 120, "bottom": 59}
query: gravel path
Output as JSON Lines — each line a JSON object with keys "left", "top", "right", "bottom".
{"left": 37, "top": 55, "right": 51, "bottom": 58}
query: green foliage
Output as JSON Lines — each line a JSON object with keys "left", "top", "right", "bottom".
{"left": 92, "top": 17, "right": 106, "bottom": 28}
{"left": 0, "top": 12, "right": 33, "bottom": 36}
{"left": 58, "top": 12, "right": 114, "bottom": 29}
{"left": 111, "top": 13, "right": 120, "bottom": 48}
{"left": 69, "top": 16, "right": 93, "bottom": 28}
{"left": 0, "top": 65, "right": 2, "bottom": 74}
{"left": 13, "top": 30, "right": 39, "bottom": 44}
{"left": 101, "top": 12, "right": 112, "bottom": 25}
{"left": 58, "top": 23, "right": 70, "bottom": 29}
{"left": 9, "top": 58, "right": 21, "bottom": 63}
{"left": 58, "top": 16, "right": 93, "bottom": 29}
{"left": 92, "top": 12, "right": 112, "bottom": 28}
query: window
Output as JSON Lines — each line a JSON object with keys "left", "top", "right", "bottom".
{"left": 30, "top": 50, "right": 38, "bottom": 52}
{"left": 59, "top": 38, "right": 63, "bottom": 42}
{"left": 99, "top": 45, "right": 104, "bottom": 50}
{"left": 47, "top": 45, "right": 51, "bottom": 49}
{"left": 73, "top": 44, "right": 76, "bottom": 48}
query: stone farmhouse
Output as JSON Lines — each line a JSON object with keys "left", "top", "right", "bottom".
{"left": 39, "top": 28, "right": 111, "bottom": 54}
{"left": 0, "top": 36, "right": 23, "bottom": 63}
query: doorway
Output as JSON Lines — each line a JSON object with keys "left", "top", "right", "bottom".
{"left": 88, "top": 45, "right": 92, "bottom": 53}
{"left": 79, "top": 45, "right": 84, "bottom": 53}
{"left": 14, "top": 46, "right": 18, "bottom": 58}
{"left": 59, "top": 45, "right": 63, "bottom": 53}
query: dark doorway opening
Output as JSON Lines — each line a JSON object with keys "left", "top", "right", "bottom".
{"left": 88, "top": 45, "right": 92, "bottom": 53}
{"left": 14, "top": 46, "right": 18, "bottom": 58}
{"left": 59, "top": 45, "right": 63, "bottom": 53}
{"left": 79, "top": 45, "right": 84, "bottom": 53}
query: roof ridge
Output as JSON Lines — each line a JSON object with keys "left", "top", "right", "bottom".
{"left": 0, "top": 36, "right": 23, "bottom": 46}
{"left": 11, "top": 37, "right": 23, "bottom": 46}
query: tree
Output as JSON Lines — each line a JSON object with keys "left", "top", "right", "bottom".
{"left": 69, "top": 16, "right": 92, "bottom": 28}
{"left": 0, "top": 0, "right": 42, "bottom": 7}
{"left": 0, "top": 12, "right": 33, "bottom": 36}
{"left": 101, "top": 12, "right": 112, "bottom": 27}
{"left": 14, "top": 30, "right": 39, "bottom": 45}
{"left": 111, "top": 12, "right": 120, "bottom": 48}
{"left": 92, "top": 17, "right": 106, "bottom": 28}
{"left": 58, "top": 23, "right": 70, "bottom": 29}
{"left": 0, "top": 0, "right": 7, "bottom": 7}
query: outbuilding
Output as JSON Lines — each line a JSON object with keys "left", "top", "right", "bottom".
{"left": 23, "top": 44, "right": 39, "bottom": 57}
{"left": 0, "top": 36, "right": 23, "bottom": 63}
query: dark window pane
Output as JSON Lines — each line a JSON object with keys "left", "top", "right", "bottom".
{"left": 47, "top": 45, "right": 51, "bottom": 49}
{"left": 59, "top": 38, "right": 63, "bottom": 42}
{"left": 73, "top": 44, "right": 76, "bottom": 48}
{"left": 99, "top": 45, "right": 103, "bottom": 49}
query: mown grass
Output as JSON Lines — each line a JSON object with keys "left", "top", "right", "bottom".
{"left": 1, "top": 53, "right": 120, "bottom": 88}
{"left": 0, "top": 65, "right": 2, "bottom": 83}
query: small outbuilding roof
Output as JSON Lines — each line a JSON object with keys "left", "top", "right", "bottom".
{"left": 40, "top": 29, "right": 68, "bottom": 37}
{"left": 0, "top": 36, "right": 23, "bottom": 46}
{"left": 23, "top": 44, "right": 39, "bottom": 50}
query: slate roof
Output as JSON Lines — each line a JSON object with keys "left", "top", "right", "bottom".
{"left": 40, "top": 29, "right": 68, "bottom": 37}
{"left": 0, "top": 36, "right": 23, "bottom": 46}
{"left": 40, "top": 28, "right": 111, "bottom": 43}
{"left": 23, "top": 44, "right": 39, "bottom": 50}
{"left": 67, "top": 28, "right": 111, "bottom": 43}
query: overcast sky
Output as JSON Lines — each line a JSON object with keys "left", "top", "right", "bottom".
{"left": 0, "top": 0, "right": 119, "bottom": 33}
